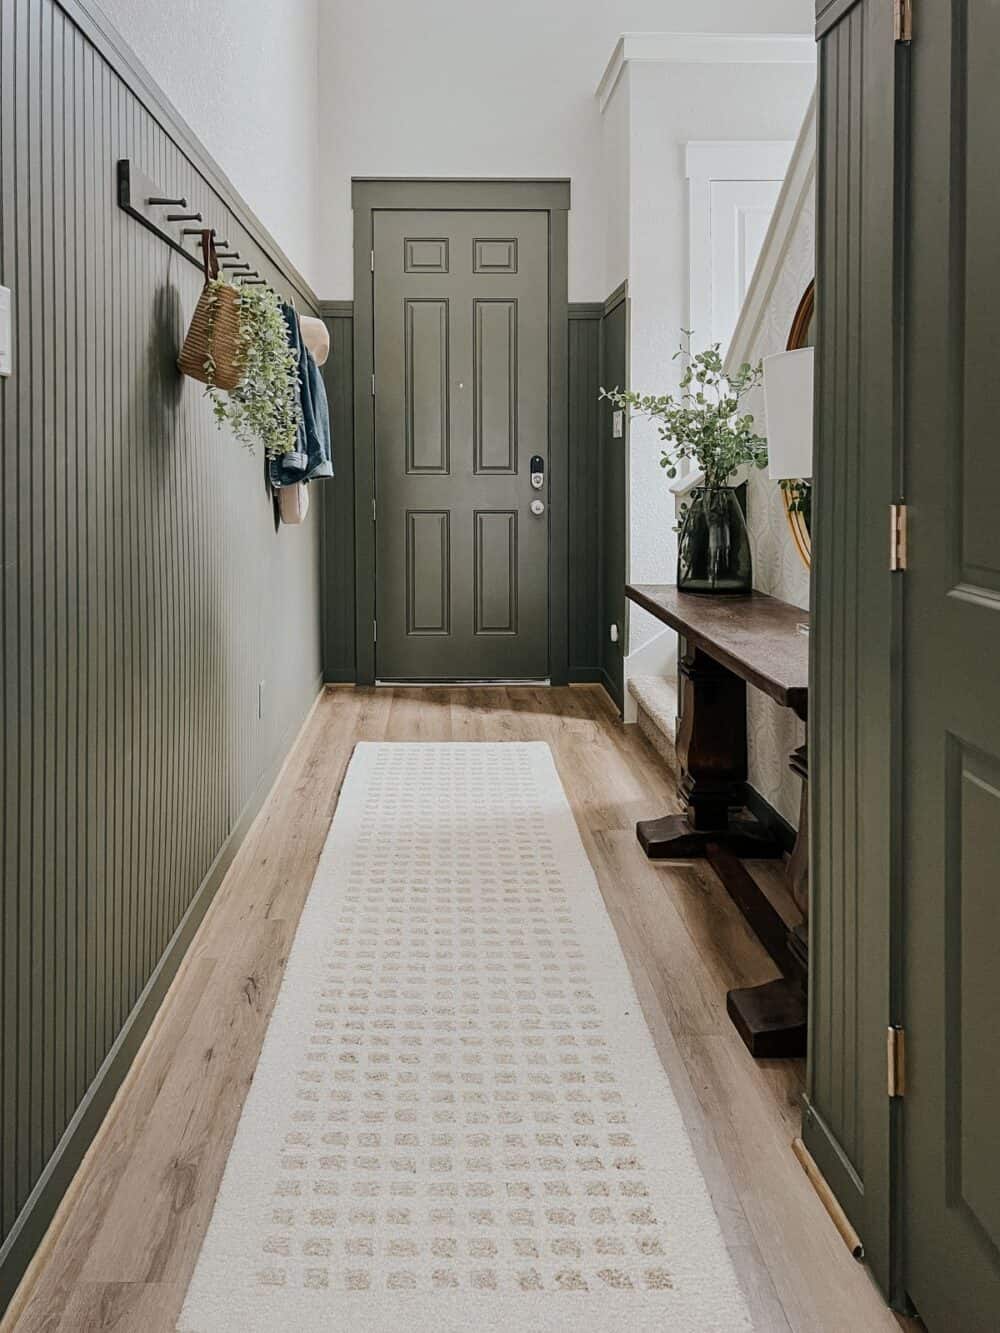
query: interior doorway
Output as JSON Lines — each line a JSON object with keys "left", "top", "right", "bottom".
{"left": 351, "top": 179, "right": 570, "bottom": 684}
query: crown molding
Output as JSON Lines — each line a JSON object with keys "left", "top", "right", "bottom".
{"left": 596, "top": 31, "right": 816, "bottom": 113}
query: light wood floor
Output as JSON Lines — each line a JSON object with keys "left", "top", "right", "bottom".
{"left": 6, "top": 686, "right": 916, "bottom": 1332}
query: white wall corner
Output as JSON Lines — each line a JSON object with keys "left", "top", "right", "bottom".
{"left": 596, "top": 31, "right": 816, "bottom": 113}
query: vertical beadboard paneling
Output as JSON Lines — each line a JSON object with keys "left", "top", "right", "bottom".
{"left": 0, "top": 0, "right": 325, "bottom": 1305}
{"left": 567, "top": 310, "right": 601, "bottom": 683}
{"left": 319, "top": 310, "right": 356, "bottom": 682}
{"left": 806, "top": 0, "right": 900, "bottom": 1295}
{"left": 599, "top": 293, "right": 627, "bottom": 708}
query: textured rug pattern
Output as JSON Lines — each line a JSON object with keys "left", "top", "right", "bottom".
{"left": 178, "top": 743, "right": 752, "bottom": 1331}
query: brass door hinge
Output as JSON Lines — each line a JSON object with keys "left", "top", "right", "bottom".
{"left": 894, "top": 0, "right": 912, "bottom": 42}
{"left": 888, "top": 1026, "right": 906, "bottom": 1097}
{"left": 890, "top": 503, "right": 908, "bottom": 571}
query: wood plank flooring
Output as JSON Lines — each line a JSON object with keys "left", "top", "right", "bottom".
{"left": 4, "top": 686, "right": 917, "bottom": 1332}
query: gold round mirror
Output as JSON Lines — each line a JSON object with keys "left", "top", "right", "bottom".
{"left": 782, "top": 280, "right": 814, "bottom": 568}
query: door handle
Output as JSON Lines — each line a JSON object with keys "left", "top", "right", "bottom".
{"left": 530, "top": 499, "right": 545, "bottom": 516}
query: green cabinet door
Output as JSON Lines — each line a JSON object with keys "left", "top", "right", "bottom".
{"left": 373, "top": 210, "right": 549, "bottom": 680}
{"left": 900, "top": 2, "right": 1000, "bottom": 1327}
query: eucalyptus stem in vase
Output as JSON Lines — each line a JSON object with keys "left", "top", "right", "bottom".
{"left": 601, "top": 335, "right": 768, "bottom": 594}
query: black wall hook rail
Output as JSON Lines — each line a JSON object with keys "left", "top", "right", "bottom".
{"left": 117, "top": 160, "right": 205, "bottom": 272}
{"left": 116, "top": 160, "right": 276, "bottom": 297}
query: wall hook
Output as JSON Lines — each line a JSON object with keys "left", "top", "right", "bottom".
{"left": 147, "top": 194, "right": 187, "bottom": 207}
{"left": 167, "top": 212, "right": 202, "bottom": 222}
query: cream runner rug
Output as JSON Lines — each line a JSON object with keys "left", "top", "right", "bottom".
{"left": 178, "top": 743, "right": 752, "bottom": 1332}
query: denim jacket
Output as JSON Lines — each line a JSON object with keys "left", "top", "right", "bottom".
{"left": 269, "top": 304, "right": 334, "bottom": 488}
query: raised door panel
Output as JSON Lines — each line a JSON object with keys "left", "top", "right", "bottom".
{"left": 951, "top": 743, "right": 1000, "bottom": 1254}
{"left": 473, "top": 238, "right": 517, "bottom": 274}
{"left": 404, "top": 300, "right": 450, "bottom": 474}
{"left": 474, "top": 511, "right": 517, "bottom": 635}
{"left": 405, "top": 511, "right": 451, "bottom": 635}
{"left": 473, "top": 300, "right": 517, "bottom": 474}
{"left": 958, "top": 18, "right": 1000, "bottom": 599}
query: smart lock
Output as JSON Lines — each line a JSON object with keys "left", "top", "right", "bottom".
{"left": 530, "top": 455, "right": 545, "bottom": 490}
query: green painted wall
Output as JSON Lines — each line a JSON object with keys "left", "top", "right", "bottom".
{"left": 0, "top": 0, "right": 326, "bottom": 1307}
{"left": 599, "top": 289, "right": 627, "bottom": 707}
{"left": 567, "top": 307, "right": 602, "bottom": 684}
{"left": 319, "top": 306, "right": 356, "bottom": 682}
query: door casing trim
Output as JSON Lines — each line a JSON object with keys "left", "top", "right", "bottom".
{"left": 351, "top": 177, "right": 571, "bottom": 686}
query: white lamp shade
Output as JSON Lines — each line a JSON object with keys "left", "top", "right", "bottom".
{"left": 763, "top": 346, "right": 814, "bottom": 480}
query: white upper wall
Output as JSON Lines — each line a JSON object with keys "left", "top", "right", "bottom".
{"left": 316, "top": 0, "right": 815, "bottom": 300}
{"left": 99, "top": 0, "right": 322, "bottom": 289}
{"left": 608, "top": 45, "right": 815, "bottom": 656}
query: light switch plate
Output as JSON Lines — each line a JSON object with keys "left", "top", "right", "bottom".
{"left": 0, "top": 287, "right": 11, "bottom": 377}
{"left": 612, "top": 408, "right": 623, "bottom": 439}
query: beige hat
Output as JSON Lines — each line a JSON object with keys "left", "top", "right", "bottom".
{"left": 278, "top": 481, "right": 310, "bottom": 525}
{"left": 298, "top": 314, "right": 330, "bottom": 367}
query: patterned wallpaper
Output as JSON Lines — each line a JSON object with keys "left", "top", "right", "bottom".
{"left": 743, "top": 193, "right": 814, "bottom": 828}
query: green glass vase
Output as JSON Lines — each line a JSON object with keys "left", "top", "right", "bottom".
{"left": 677, "top": 486, "right": 752, "bottom": 594}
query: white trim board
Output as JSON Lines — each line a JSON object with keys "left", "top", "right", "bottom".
{"left": 725, "top": 92, "right": 817, "bottom": 373}
{"left": 596, "top": 31, "right": 816, "bottom": 112}
{"left": 686, "top": 141, "right": 795, "bottom": 355}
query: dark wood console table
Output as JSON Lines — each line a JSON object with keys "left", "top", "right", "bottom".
{"left": 626, "top": 585, "right": 809, "bottom": 1058}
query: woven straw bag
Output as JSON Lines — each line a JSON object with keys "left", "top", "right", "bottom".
{"left": 178, "top": 230, "right": 244, "bottom": 391}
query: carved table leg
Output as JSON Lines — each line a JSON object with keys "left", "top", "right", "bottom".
{"left": 785, "top": 743, "right": 809, "bottom": 919}
{"left": 636, "top": 645, "right": 783, "bottom": 859}
{"left": 726, "top": 743, "right": 809, "bottom": 1058}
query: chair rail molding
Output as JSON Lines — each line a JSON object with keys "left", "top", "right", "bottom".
{"left": 596, "top": 31, "right": 817, "bottom": 112}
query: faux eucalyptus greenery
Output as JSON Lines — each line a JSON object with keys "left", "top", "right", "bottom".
{"left": 203, "top": 278, "right": 300, "bottom": 459}
{"left": 601, "top": 336, "right": 768, "bottom": 491}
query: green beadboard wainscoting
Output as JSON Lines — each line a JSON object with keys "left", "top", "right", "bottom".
{"left": 318, "top": 304, "right": 357, "bottom": 684}
{"left": 806, "top": 0, "right": 901, "bottom": 1303}
{"left": 0, "top": 0, "right": 327, "bottom": 1308}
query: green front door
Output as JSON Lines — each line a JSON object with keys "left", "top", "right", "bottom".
{"left": 901, "top": 3, "right": 1000, "bottom": 1327}
{"left": 373, "top": 209, "right": 549, "bottom": 680}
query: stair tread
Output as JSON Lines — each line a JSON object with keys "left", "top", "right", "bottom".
{"left": 627, "top": 674, "right": 678, "bottom": 746}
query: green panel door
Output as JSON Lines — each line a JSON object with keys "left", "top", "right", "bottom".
{"left": 373, "top": 210, "right": 549, "bottom": 680}
{"left": 901, "top": 2, "right": 1000, "bottom": 1327}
